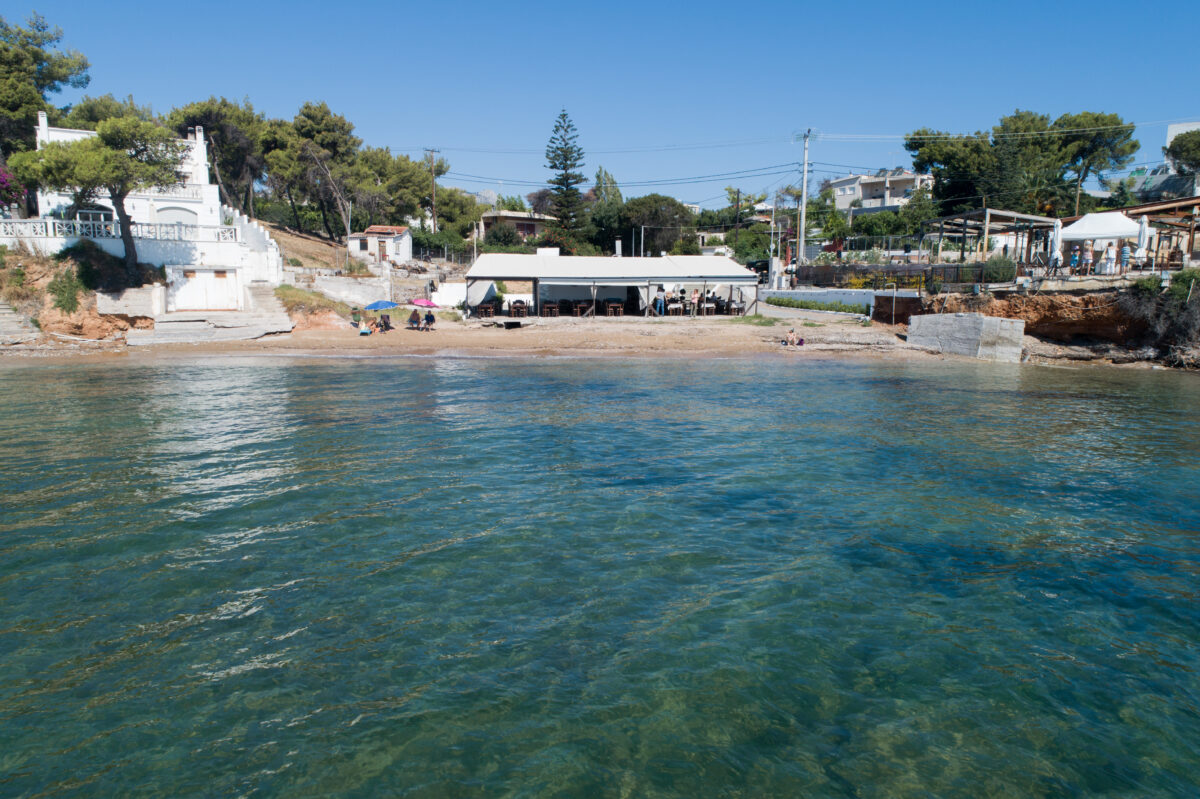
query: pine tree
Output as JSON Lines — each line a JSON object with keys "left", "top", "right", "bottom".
{"left": 545, "top": 110, "right": 585, "bottom": 236}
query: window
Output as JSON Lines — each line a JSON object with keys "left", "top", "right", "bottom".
{"left": 214, "top": 271, "right": 227, "bottom": 279}
{"left": 358, "top": 239, "right": 368, "bottom": 251}
{"left": 183, "top": 270, "right": 196, "bottom": 278}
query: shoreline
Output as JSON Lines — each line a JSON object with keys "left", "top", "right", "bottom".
{"left": 0, "top": 313, "right": 1189, "bottom": 372}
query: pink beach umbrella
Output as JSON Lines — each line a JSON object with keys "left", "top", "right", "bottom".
{"left": 412, "top": 298, "right": 438, "bottom": 308}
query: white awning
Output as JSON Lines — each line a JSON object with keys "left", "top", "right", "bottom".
{"left": 1060, "top": 212, "right": 1140, "bottom": 241}
{"left": 466, "top": 254, "right": 759, "bottom": 286}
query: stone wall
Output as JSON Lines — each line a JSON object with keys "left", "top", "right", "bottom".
{"left": 313, "top": 275, "right": 391, "bottom": 307}
{"left": 96, "top": 286, "right": 164, "bottom": 317}
{"left": 908, "top": 313, "right": 1025, "bottom": 362}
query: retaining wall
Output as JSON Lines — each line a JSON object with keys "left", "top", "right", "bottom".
{"left": 907, "top": 313, "right": 1025, "bottom": 362}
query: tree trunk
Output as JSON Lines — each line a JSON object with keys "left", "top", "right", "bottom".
{"left": 286, "top": 188, "right": 302, "bottom": 232}
{"left": 318, "top": 199, "right": 336, "bottom": 241}
{"left": 244, "top": 180, "right": 254, "bottom": 219}
{"left": 110, "top": 190, "right": 140, "bottom": 284}
{"left": 1073, "top": 167, "right": 1088, "bottom": 216}
{"left": 207, "top": 136, "right": 236, "bottom": 210}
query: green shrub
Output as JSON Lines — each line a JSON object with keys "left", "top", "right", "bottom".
{"left": 1118, "top": 268, "right": 1200, "bottom": 345}
{"left": 48, "top": 268, "right": 86, "bottom": 314}
{"left": 53, "top": 240, "right": 151, "bottom": 289}
{"left": 982, "top": 255, "right": 1017, "bottom": 283}
{"left": 766, "top": 296, "right": 869, "bottom": 315}
{"left": 484, "top": 222, "right": 522, "bottom": 247}
{"left": 287, "top": 257, "right": 303, "bottom": 267}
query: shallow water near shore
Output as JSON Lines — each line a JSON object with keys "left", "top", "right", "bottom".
{"left": 2, "top": 356, "right": 1199, "bottom": 797}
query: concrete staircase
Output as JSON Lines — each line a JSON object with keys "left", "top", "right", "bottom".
{"left": 0, "top": 301, "right": 38, "bottom": 344}
{"left": 125, "top": 282, "right": 294, "bottom": 346}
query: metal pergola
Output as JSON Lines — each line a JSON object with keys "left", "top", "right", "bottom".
{"left": 921, "top": 208, "right": 1057, "bottom": 263}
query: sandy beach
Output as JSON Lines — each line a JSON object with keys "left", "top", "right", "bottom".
{"left": 1, "top": 309, "right": 941, "bottom": 363}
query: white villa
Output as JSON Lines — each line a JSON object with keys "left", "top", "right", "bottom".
{"left": 0, "top": 111, "right": 283, "bottom": 312}
{"left": 830, "top": 168, "right": 933, "bottom": 213}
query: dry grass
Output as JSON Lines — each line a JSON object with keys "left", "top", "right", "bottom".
{"left": 274, "top": 286, "right": 353, "bottom": 317}
{"left": 262, "top": 222, "right": 347, "bottom": 271}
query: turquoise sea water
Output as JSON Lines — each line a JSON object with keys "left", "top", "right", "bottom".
{"left": 1, "top": 355, "right": 1199, "bottom": 797}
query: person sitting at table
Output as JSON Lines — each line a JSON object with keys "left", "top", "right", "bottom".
{"left": 408, "top": 309, "right": 421, "bottom": 329}
{"left": 422, "top": 310, "right": 436, "bottom": 331}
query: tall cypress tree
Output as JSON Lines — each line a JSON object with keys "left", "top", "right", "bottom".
{"left": 545, "top": 110, "right": 585, "bottom": 237}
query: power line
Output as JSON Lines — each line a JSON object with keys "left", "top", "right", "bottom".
{"left": 443, "top": 163, "right": 799, "bottom": 190}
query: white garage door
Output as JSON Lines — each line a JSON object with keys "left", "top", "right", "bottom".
{"left": 169, "top": 269, "right": 240, "bottom": 311}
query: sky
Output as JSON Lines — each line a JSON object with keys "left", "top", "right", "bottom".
{"left": 16, "top": 0, "right": 1200, "bottom": 208}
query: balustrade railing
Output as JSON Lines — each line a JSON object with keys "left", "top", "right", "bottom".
{"left": 0, "top": 218, "right": 238, "bottom": 242}
{"left": 133, "top": 184, "right": 205, "bottom": 200}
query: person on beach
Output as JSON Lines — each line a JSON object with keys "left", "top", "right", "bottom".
{"left": 351, "top": 308, "right": 362, "bottom": 328}
{"left": 1070, "top": 245, "right": 1080, "bottom": 273}
{"left": 1103, "top": 242, "right": 1116, "bottom": 275}
{"left": 408, "top": 309, "right": 421, "bottom": 330}
{"left": 784, "top": 328, "right": 804, "bottom": 346}
{"left": 690, "top": 288, "right": 699, "bottom": 317}
{"left": 1082, "top": 242, "right": 1094, "bottom": 274}
{"left": 423, "top": 310, "right": 436, "bottom": 331}
{"left": 1120, "top": 240, "right": 1131, "bottom": 272}
{"left": 654, "top": 286, "right": 665, "bottom": 316}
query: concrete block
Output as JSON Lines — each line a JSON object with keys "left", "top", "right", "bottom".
{"left": 908, "top": 313, "right": 1024, "bottom": 362}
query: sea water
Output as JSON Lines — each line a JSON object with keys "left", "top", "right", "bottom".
{"left": 1, "top": 356, "right": 1198, "bottom": 797}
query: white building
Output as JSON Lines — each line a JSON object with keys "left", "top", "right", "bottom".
{"left": 34, "top": 112, "right": 221, "bottom": 227}
{"left": 1133, "top": 122, "right": 1200, "bottom": 202}
{"left": 348, "top": 225, "right": 413, "bottom": 265}
{"left": 830, "top": 169, "right": 933, "bottom": 212}
{"left": 0, "top": 112, "right": 283, "bottom": 312}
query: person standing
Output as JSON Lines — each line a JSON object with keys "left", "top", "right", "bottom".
{"left": 1082, "top": 242, "right": 1094, "bottom": 274}
{"left": 690, "top": 287, "right": 699, "bottom": 317}
{"left": 1120, "top": 240, "right": 1131, "bottom": 273}
{"left": 1103, "top": 242, "right": 1116, "bottom": 275}
{"left": 1070, "top": 245, "right": 1080, "bottom": 273}
{"left": 654, "top": 285, "right": 665, "bottom": 316}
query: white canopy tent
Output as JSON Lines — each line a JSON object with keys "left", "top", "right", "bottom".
{"left": 465, "top": 253, "right": 761, "bottom": 317}
{"left": 1060, "top": 212, "right": 1140, "bottom": 242}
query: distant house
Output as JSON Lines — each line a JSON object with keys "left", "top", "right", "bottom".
{"left": 830, "top": 169, "right": 932, "bottom": 213}
{"left": 474, "top": 209, "right": 555, "bottom": 241}
{"left": 348, "top": 224, "right": 412, "bottom": 265}
{"left": 1132, "top": 123, "right": 1200, "bottom": 202}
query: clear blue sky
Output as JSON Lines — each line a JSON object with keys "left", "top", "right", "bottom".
{"left": 18, "top": 0, "right": 1199, "bottom": 207}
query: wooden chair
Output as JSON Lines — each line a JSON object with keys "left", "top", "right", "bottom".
{"left": 542, "top": 302, "right": 559, "bottom": 317}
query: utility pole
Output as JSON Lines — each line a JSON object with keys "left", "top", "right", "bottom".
{"left": 798, "top": 129, "right": 811, "bottom": 271}
{"left": 769, "top": 191, "right": 778, "bottom": 286}
{"left": 426, "top": 149, "right": 440, "bottom": 233}
{"left": 640, "top": 225, "right": 646, "bottom": 257}
{"left": 729, "top": 188, "right": 739, "bottom": 247}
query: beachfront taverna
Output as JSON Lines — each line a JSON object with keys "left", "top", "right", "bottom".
{"left": 464, "top": 251, "right": 761, "bottom": 316}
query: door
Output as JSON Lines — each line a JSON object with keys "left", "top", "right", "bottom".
{"left": 378, "top": 241, "right": 386, "bottom": 262}
{"left": 169, "top": 268, "right": 239, "bottom": 311}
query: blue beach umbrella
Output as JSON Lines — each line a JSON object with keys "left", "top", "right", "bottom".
{"left": 364, "top": 300, "right": 399, "bottom": 310}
